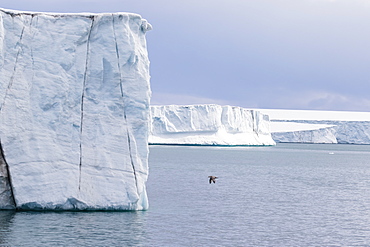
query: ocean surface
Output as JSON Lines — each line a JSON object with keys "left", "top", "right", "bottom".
{"left": 1, "top": 143, "right": 370, "bottom": 246}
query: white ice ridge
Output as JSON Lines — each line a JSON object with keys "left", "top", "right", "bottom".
{"left": 0, "top": 8, "right": 152, "bottom": 210}
{"left": 258, "top": 109, "right": 370, "bottom": 144}
{"left": 149, "top": 105, "right": 276, "bottom": 146}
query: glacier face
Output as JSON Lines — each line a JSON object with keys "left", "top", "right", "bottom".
{"left": 262, "top": 109, "right": 370, "bottom": 144}
{"left": 271, "top": 123, "right": 338, "bottom": 144}
{"left": 149, "top": 105, "right": 276, "bottom": 146}
{"left": 271, "top": 120, "right": 370, "bottom": 144}
{"left": 334, "top": 121, "right": 370, "bottom": 144}
{"left": 0, "top": 8, "right": 151, "bottom": 210}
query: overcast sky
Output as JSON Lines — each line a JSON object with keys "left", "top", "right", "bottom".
{"left": 2, "top": 0, "right": 370, "bottom": 112}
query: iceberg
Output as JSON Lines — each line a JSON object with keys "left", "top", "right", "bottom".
{"left": 149, "top": 105, "right": 276, "bottom": 146}
{"left": 0, "top": 8, "right": 151, "bottom": 210}
{"left": 260, "top": 109, "right": 370, "bottom": 144}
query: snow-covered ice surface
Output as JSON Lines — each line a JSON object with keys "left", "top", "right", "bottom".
{"left": 149, "top": 105, "right": 276, "bottom": 146}
{"left": 259, "top": 109, "right": 370, "bottom": 144}
{"left": 0, "top": 8, "right": 151, "bottom": 210}
{"left": 261, "top": 109, "right": 370, "bottom": 122}
{"left": 270, "top": 122, "right": 334, "bottom": 133}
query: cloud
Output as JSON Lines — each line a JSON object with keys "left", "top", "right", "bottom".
{"left": 305, "top": 92, "right": 370, "bottom": 112}
{"left": 265, "top": 90, "right": 370, "bottom": 112}
{"left": 150, "top": 92, "right": 231, "bottom": 106}
{"left": 150, "top": 90, "right": 370, "bottom": 113}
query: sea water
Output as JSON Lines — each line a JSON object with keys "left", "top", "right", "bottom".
{"left": 1, "top": 144, "right": 370, "bottom": 246}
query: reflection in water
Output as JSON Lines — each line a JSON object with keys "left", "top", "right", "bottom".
{"left": 0, "top": 211, "right": 16, "bottom": 245}
{"left": 0, "top": 211, "right": 148, "bottom": 246}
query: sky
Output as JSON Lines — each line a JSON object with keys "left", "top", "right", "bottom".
{"left": 2, "top": 0, "right": 370, "bottom": 112}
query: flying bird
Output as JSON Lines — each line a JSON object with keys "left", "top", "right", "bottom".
{"left": 208, "top": 176, "right": 218, "bottom": 184}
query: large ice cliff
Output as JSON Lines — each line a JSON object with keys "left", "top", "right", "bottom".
{"left": 260, "top": 109, "right": 370, "bottom": 144}
{"left": 149, "top": 105, "right": 276, "bottom": 146}
{"left": 0, "top": 8, "right": 152, "bottom": 210}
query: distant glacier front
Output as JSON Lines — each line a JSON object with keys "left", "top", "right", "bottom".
{"left": 271, "top": 121, "right": 370, "bottom": 144}
{"left": 149, "top": 106, "right": 370, "bottom": 145}
{"left": 260, "top": 109, "right": 370, "bottom": 144}
{"left": 149, "top": 105, "right": 276, "bottom": 146}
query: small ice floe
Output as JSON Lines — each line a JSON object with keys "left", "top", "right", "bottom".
{"left": 329, "top": 152, "right": 335, "bottom": 155}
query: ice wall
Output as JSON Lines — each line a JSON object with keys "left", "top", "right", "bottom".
{"left": 0, "top": 8, "right": 151, "bottom": 210}
{"left": 334, "top": 121, "right": 370, "bottom": 144}
{"left": 150, "top": 105, "right": 276, "bottom": 146}
{"left": 271, "top": 121, "right": 370, "bottom": 144}
{"left": 272, "top": 125, "right": 338, "bottom": 144}
{"left": 258, "top": 109, "right": 370, "bottom": 144}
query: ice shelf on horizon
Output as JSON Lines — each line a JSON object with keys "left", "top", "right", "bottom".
{"left": 149, "top": 104, "right": 276, "bottom": 146}
{"left": 259, "top": 109, "right": 370, "bottom": 144}
{"left": 0, "top": 8, "right": 152, "bottom": 210}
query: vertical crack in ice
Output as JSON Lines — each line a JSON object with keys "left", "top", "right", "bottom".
{"left": 112, "top": 16, "right": 125, "bottom": 101}
{"left": 79, "top": 17, "right": 95, "bottom": 191}
{"left": 112, "top": 16, "right": 139, "bottom": 197}
{"left": 29, "top": 16, "right": 35, "bottom": 82}
{"left": 0, "top": 141, "right": 16, "bottom": 208}
{"left": 311, "top": 131, "right": 313, "bottom": 143}
{"left": 251, "top": 110, "right": 258, "bottom": 135}
{"left": 125, "top": 120, "right": 139, "bottom": 196}
{"left": 0, "top": 26, "right": 25, "bottom": 112}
